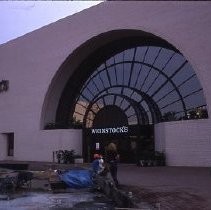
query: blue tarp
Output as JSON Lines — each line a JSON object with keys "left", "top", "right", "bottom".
{"left": 59, "top": 169, "right": 93, "bottom": 189}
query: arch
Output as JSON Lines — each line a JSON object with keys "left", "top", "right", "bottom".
{"left": 81, "top": 85, "right": 161, "bottom": 126}
{"left": 57, "top": 43, "right": 207, "bottom": 128}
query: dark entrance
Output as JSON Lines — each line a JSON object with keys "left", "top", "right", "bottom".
{"left": 82, "top": 104, "right": 154, "bottom": 163}
{"left": 83, "top": 124, "right": 154, "bottom": 163}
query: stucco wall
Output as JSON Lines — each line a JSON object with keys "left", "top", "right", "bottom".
{"left": 0, "top": 129, "right": 82, "bottom": 162}
{"left": 154, "top": 123, "right": 166, "bottom": 153}
{"left": 155, "top": 120, "right": 211, "bottom": 166}
{"left": 0, "top": 2, "right": 211, "bottom": 164}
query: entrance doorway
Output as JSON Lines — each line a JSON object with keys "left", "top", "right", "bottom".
{"left": 53, "top": 36, "right": 208, "bottom": 166}
{"left": 83, "top": 125, "right": 154, "bottom": 163}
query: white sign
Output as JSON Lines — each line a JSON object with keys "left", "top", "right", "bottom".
{"left": 91, "top": 126, "right": 128, "bottom": 134}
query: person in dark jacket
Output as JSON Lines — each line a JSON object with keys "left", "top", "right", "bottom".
{"left": 105, "top": 142, "right": 119, "bottom": 186}
{"left": 91, "top": 153, "right": 100, "bottom": 175}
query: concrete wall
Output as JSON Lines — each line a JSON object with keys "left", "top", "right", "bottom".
{"left": 0, "top": 2, "right": 211, "bottom": 165}
{"left": 0, "top": 129, "right": 82, "bottom": 162}
{"left": 155, "top": 119, "right": 211, "bottom": 166}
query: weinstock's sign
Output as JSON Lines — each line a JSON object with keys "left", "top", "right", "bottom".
{"left": 91, "top": 126, "right": 129, "bottom": 135}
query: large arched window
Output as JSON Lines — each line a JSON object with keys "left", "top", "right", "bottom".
{"left": 49, "top": 31, "right": 208, "bottom": 130}
{"left": 71, "top": 46, "right": 207, "bottom": 128}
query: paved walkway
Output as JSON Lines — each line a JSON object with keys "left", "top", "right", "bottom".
{"left": 1, "top": 161, "right": 211, "bottom": 209}
{"left": 117, "top": 165, "right": 211, "bottom": 210}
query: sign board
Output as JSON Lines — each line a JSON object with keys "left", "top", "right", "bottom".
{"left": 91, "top": 126, "right": 129, "bottom": 135}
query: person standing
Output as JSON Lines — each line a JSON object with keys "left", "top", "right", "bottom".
{"left": 105, "top": 142, "right": 119, "bottom": 186}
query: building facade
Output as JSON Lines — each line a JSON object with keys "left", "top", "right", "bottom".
{"left": 0, "top": 1, "right": 211, "bottom": 166}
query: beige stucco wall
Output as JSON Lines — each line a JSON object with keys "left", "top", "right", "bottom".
{"left": 0, "top": 130, "right": 82, "bottom": 162}
{"left": 155, "top": 119, "right": 211, "bottom": 167}
{"left": 0, "top": 1, "right": 211, "bottom": 165}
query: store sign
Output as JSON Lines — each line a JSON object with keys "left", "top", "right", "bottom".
{"left": 91, "top": 126, "right": 128, "bottom": 134}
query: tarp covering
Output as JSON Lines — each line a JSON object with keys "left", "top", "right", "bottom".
{"left": 59, "top": 170, "right": 93, "bottom": 189}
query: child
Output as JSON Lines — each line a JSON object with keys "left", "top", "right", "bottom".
{"left": 91, "top": 153, "right": 100, "bottom": 175}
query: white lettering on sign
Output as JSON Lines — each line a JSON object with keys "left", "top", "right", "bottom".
{"left": 91, "top": 126, "right": 129, "bottom": 134}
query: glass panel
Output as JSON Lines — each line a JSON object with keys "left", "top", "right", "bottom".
{"left": 145, "top": 46, "right": 161, "bottom": 65}
{"left": 172, "top": 63, "right": 195, "bottom": 85}
{"left": 104, "top": 95, "right": 115, "bottom": 105}
{"left": 100, "top": 70, "right": 110, "bottom": 88}
{"left": 161, "top": 100, "right": 183, "bottom": 117}
{"left": 147, "top": 75, "right": 167, "bottom": 96}
{"left": 184, "top": 90, "right": 205, "bottom": 109}
{"left": 123, "top": 63, "right": 132, "bottom": 85}
{"left": 157, "top": 91, "right": 180, "bottom": 108}
{"left": 128, "top": 115, "right": 138, "bottom": 125}
{"left": 106, "top": 57, "right": 114, "bottom": 66}
{"left": 137, "top": 65, "right": 151, "bottom": 89}
{"left": 130, "top": 91, "right": 142, "bottom": 102}
{"left": 82, "top": 88, "right": 93, "bottom": 101}
{"left": 141, "top": 67, "right": 160, "bottom": 92}
{"left": 114, "top": 51, "right": 124, "bottom": 63}
{"left": 179, "top": 78, "right": 202, "bottom": 97}
{"left": 120, "top": 98, "right": 129, "bottom": 110}
{"left": 125, "top": 106, "right": 135, "bottom": 117}
{"left": 123, "top": 87, "right": 133, "bottom": 98}
{"left": 153, "top": 48, "right": 174, "bottom": 70}
{"left": 124, "top": 48, "right": 135, "bottom": 61}
{"left": 153, "top": 82, "right": 176, "bottom": 101}
{"left": 113, "top": 96, "right": 121, "bottom": 107}
{"left": 163, "top": 53, "right": 186, "bottom": 77}
{"left": 116, "top": 64, "right": 124, "bottom": 85}
{"left": 135, "top": 47, "right": 148, "bottom": 62}
{"left": 108, "top": 66, "right": 117, "bottom": 86}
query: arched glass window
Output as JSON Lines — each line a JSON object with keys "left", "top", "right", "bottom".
{"left": 72, "top": 46, "right": 207, "bottom": 128}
